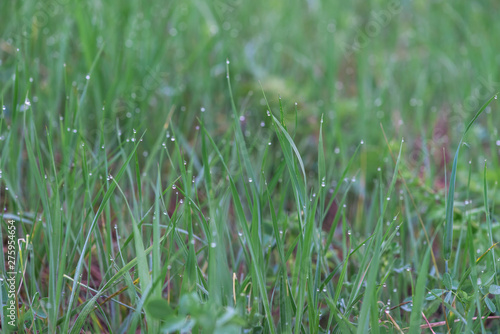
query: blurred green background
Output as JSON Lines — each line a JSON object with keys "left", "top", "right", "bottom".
{"left": 2, "top": 0, "right": 499, "bottom": 151}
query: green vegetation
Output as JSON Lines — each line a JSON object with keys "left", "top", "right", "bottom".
{"left": 1, "top": 0, "right": 500, "bottom": 332}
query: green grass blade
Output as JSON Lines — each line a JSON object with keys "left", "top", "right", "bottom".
{"left": 444, "top": 94, "right": 497, "bottom": 264}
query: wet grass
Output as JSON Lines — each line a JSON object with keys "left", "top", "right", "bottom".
{"left": 1, "top": 0, "right": 500, "bottom": 333}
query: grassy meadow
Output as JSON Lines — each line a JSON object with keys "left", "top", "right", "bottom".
{"left": 1, "top": 0, "right": 500, "bottom": 332}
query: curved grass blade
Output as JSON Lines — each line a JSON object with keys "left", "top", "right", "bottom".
{"left": 63, "top": 136, "right": 144, "bottom": 333}
{"left": 444, "top": 94, "right": 497, "bottom": 267}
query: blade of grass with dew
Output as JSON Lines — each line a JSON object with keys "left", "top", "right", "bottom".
{"left": 24, "top": 112, "right": 62, "bottom": 332}
{"left": 203, "top": 126, "right": 276, "bottom": 334}
{"left": 306, "top": 195, "right": 320, "bottom": 332}
{"left": 409, "top": 243, "right": 432, "bottom": 332}
{"left": 200, "top": 119, "right": 221, "bottom": 303}
{"left": 170, "top": 126, "right": 198, "bottom": 295}
{"left": 344, "top": 182, "right": 380, "bottom": 316}
{"left": 62, "top": 136, "right": 143, "bottom": 333}
{"left": 483, "top": 163, "right": 499, "bottom": 309}
{"left": 150, "top": 165, "right": 163, "bottom": 333}
{"left": 465, "top": 219, "right": 485, "bottom": 333}
{"left": 269, "top": 112, "right": 312, "bottom": 330}
{"left": 357, "top": 140, "right": 403, "bottom": 333}
{"left": 444, "top": 95, "right": 497, "bottom": 270}
{"left": 315, "top": 114, "right": 326, "bottom": 322}
{"left": 226, "top": 61, "right": 263, "bottom": 242}
{"left": 112, "top": 176, "right": 154, "bottom": 331}
{"left": 69, "top": 231, "right": 170, "bottom": 334}
{"left": 47, "top": 128, "right": 73, "bottom": 328}
{"left": 453, "top": 159, "right": 473, "bottom": 277}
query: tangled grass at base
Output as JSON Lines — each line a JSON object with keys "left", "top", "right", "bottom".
{"left": 1, "top": 0, "right": 500, "bottom": 333}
